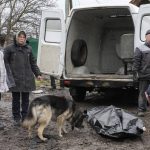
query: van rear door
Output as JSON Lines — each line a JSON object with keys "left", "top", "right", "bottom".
{"left": 37, "top": 9, "right": 65, "bottom": 78}
{"left": 135, "top": 4, "right": 150, "bottom": 48}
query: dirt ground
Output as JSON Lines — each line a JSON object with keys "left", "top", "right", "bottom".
{"left": 1, "top": 79, "right": 150, "bottom": 150}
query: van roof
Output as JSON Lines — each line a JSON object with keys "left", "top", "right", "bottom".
{"left": 71, "top": 2, "right": 139, "bottom": 14}
{"left": 75, "top": 0, "right": 131, "bottom": 5}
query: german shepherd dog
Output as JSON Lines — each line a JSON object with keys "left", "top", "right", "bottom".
{"left": 22, "top": 95, "right": 86, "bottom": 141}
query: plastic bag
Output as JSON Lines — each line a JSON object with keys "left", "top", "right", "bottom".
{"left": 87, "top": 105, "right": 145, "bottom": 138}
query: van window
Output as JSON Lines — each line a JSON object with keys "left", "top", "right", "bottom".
{"left": 141, "top": 15, "right": 150, "bottom": 41}
{"left": 45, "top": 19, "right": 62, "bottom": 43}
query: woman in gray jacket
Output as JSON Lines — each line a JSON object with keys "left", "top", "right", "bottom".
{"left": 0, "top": 34, "right": 6, "bottom": 130}
{"left": 4, "top": 31, "right": 42, "bottom": 125}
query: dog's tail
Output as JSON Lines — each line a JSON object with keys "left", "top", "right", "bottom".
{"left": 22, "top": 104, "right": 37, "bottom": 129}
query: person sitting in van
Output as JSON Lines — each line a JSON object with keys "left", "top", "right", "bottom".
{"left": 133, "top": 29, "right": 150, "bottom": 117}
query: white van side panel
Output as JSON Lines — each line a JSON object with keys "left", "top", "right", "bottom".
{"left": 39, "top": 45, "right": 61, "bottom": 74}
{"left": 37, "top": 9, "right": 65, "bottom": 77}
{"left": 65, "top": 18, "right": 92, "bottom": 74}
{"left": 65, "top": 18, "right": 104, "bottom": 74}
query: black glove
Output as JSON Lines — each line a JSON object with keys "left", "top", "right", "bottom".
{"left": 133, "top": 71, "right": 139, "bottom": 81}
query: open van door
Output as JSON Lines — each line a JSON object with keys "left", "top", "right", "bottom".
{"left": 37, "top": 9, "right": 65, "bottom": 78}
{"left": 135, "top": 4, "right": 150, "bottom": 48}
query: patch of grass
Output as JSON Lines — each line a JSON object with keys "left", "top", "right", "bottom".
{"left": 35, "top": 79, "right": 50, "bottom": 87}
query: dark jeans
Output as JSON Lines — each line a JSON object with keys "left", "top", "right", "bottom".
{"left": 50, "top": 76, "right": 56, "bottom": 89}
{"left": 138, "top": 80, "right": 150, "bottom": 112}
{"left": 12, "top": 92, "right": 29, "bottom": 121}
{"left": 146, "top": 84, "right": 150, "bottom": 96}
{"left": 60, "top": 78, "right": 64, "bottom": 88}
{"left": 50, "top": 76, "right": 64, "bottom": 89}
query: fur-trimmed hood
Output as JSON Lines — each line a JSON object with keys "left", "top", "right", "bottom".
{"left": 14, "top": 31, "right": 27, "bottom": 46}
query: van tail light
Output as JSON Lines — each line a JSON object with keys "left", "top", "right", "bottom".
{"left": 63, "top": 80, "right": 71, "bottom": 86}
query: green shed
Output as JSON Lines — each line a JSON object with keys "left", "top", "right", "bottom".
{"left": 28, "top": 37, "right": 39, "bottom": 59}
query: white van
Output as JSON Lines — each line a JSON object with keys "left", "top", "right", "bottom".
{"left": 37, "top": 0, "right": 150, "bottom": 101}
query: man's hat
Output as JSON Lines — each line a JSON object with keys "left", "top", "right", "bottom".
{"left": 145, "top": 29, "right": 150, "bottom": 35}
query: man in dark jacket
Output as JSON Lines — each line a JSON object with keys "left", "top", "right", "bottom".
{"left": 133, "top": 29, "right": 150, "bottom": 117}
{"left": 4, "top": 31, "right": 42, "bottom": 125}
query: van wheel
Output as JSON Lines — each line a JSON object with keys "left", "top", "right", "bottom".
{"left": 69, "top": 88, "right": 86, "bottom": 102}
{"left": 71, "top": 39, "right": 88, "bottom": 67}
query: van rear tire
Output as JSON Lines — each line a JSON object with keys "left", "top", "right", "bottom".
{"left": 71, "top": 39, "right": 88, "bottom": 67}
{"left": 69, "top": 88, "right": 86, "bottom": 102}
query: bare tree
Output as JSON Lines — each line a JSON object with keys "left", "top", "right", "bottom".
{"left": 0, "top": 0, "right": 9, "bottom": 34}
{"left": 0, "top": 0, "right": 57, "bottom": 43}
{"left": 130, "top": 0, "right": 150, "bottom": 6}
{"left": 0, "top": 0, "right": 8, "bottom": 5}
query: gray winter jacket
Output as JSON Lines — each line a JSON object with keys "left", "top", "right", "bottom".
{"left": 133, "top": 43, "right": 150, "bottom": 80}
{"left": 4, "top": 42, "right": 41, "bottom": 92}
{"left": 0, "top": 47, "right": 15, "bottom": 89}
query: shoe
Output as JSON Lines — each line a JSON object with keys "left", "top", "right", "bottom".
{"left": 13, "top": 119, "right": 21, "bottom": 126}
{"left": 137, "top": 111, "right": 145, "bottom": 117}
{"left": 21, "top": 116, "right": 26, "bottom": 122}
{"left": 0, "top": 124, "right": 4, "bottom": 130}
{"left": 52, "top": 87, "right": 56, "bottom": 90}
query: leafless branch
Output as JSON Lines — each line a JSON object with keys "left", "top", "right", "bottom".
{"left": 0, "top": 0, "right": 57, "bottom": 43}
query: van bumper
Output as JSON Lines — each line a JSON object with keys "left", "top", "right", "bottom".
{"left": 62, "top": 79, "right": 138, "bottom": 89}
